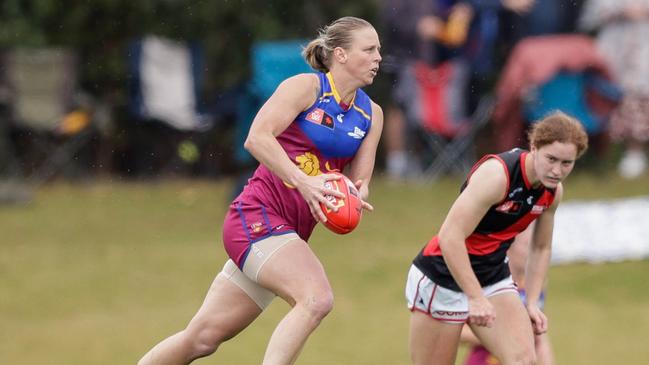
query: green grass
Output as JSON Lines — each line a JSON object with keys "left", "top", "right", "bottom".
{"left": 1, "top": 171, "right": 648, "bottom": 364}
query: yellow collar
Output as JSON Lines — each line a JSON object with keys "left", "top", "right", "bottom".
{"left": 326, "top": 72, "right": 356, "bottom": 107}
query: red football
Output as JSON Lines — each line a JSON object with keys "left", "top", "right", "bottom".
{"left": 320, "top": 172, "right": 363, "bottom": 234}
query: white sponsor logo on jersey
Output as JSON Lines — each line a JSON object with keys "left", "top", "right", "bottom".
{"left": 347, "top": 127, "right": 366, "bottom": 139}
{"left": 306, "top": 108, "right": 324, "bottom": 124}
{"left": 508, "top": 187, "right": 523, "bottom": 198}
{"left": 531, "top": 205, "right": 545, "bottom": 214}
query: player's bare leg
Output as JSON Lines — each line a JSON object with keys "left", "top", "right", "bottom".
{"left": 409, "top": 311, "right": 463, "bottom": 365}
{"left": 256, "top": 239, "right": 334, "bottom": 365}
{"left": 137, "top": 274, "right": 263, "bottom": 365}
{"left": 535, "top": 332, "right": 555, "bottom": 365}
{"left": 470, "top": 292, "right": 536, "bottom": 365}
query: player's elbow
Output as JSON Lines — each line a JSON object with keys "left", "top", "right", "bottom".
{"left": 244, "top": 128, "right": 274, "bottom": 156}
{"left": 437, "top": 231, "right": 457, "bottom": 254}
{"left": 438, "top": 225, "right": 467, "bottom": 253}
{"left": 243, "top": 133, "right": 258, "bottom": 154}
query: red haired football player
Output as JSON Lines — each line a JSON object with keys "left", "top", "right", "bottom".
{"left": 405, "top": 111, "right": 587, "bottom": 365}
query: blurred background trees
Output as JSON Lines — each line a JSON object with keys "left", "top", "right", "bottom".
{"left": 0, "top": 0, "right": 379, "bottom": 100}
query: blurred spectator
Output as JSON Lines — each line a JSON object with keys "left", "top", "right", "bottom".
{"left": 500, "top": 0, "right": 583, "bottom": 43}
{"left": 380, "top": 0, "right": 537, "bottom": 180}
{"left": 465, "top": 0, "right": 536, "bottom": 100}
{"left": 492, "top": 0, "right": 584, "bottom": 85}
{"left": 380, "top": 0, "right": 476, "bottom": 179}
{"left": 580, "top": 0, "right": 649, "bottom": 179}
{"left": 380, "top": 0, "right": 435, "bottom": 179}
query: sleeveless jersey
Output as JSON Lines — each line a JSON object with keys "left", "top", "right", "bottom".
{"left": 234, "top": 72, "right": 373, "bottom": 241}
{"left": 413, "top": 148, "right": 556, "bottom": 291}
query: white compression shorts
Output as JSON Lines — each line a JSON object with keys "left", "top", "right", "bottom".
{"left": 218, "top": 232, "right": 301, "bottom": 309}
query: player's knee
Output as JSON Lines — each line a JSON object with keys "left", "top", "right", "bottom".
{"left": 191, "top": 326, "right": 225, "bottom": 357}
{"left": 299, "top": 290, "right": 334, "bottom": 322}
{"left": 184, "top": 322, "right": 232, "bottom": 359}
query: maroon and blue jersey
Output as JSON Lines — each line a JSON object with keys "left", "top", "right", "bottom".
{"left": 224, "top": 72, "right": 373, "bottom": 268}
{"left": 413, "top": 149, "right": 556, "bottom": 291}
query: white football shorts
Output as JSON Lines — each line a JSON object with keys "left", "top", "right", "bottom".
{"left": 405, "top": 264, "right": 518, "bottom": 324}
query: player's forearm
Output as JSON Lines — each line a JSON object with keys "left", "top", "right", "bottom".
{"left": 244, "top": 132, "right": 305, "bottom": 186}
{"left": 524, "top": 243, "right": 551, "bottom": 307}
{"left": 348, "top": 164, "right": 374, "bottom": 200}
{"left": 439, "top": 235, "right": 482, "bottom": 297}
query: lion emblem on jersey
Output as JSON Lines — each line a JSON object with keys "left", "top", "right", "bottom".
{"left": 296, "top": 152, "right": 320, "bottom": 176}
{"left": 282, "top": 153, "right": 340, "bottom": 189}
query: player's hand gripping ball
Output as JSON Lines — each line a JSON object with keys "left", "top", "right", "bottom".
{"left": 320, "top": 172, "right": 363, "bottom": 234}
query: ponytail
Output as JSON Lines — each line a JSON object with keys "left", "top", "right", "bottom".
{"left": 302, "top": 16, "right": 373, "bottom": 73}
{"left": 302, "top": 37, "right": 330, "bottom": 73}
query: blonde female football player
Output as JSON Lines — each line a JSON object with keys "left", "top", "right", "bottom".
{"left": 138, "top": 16, "right": 383, "bottom": 365}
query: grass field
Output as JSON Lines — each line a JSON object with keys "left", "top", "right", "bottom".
{"left": 1, "top": 171, "right": 648, "bottom": 364}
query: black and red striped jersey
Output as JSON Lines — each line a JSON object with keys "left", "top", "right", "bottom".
{"left": 413, "top": 148, "right": 556, "bottom": 291}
